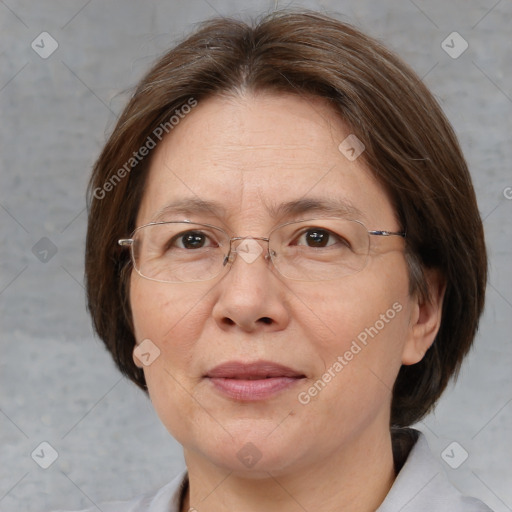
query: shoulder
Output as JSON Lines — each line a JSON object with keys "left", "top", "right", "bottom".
{"left": 378, "top": 429, "right": 493, "bottom": 512}
{"left": 51, "top": 470, "right": 187, "bottom": 512}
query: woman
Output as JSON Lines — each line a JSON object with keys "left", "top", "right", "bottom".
{"left": 78, "top": 10, "right": 490, "bottom": 512}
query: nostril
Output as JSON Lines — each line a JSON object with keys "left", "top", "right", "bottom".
{"left": 259, "top": 317, "right": 272, "bottom": 324}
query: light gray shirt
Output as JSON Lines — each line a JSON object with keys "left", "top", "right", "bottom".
{"left": 57, "top": 431, "right": 492, "bottom": 512}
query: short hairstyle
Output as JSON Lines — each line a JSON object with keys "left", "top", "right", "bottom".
{"left": 85, "top": 10, "right": 487, "bottom": 427}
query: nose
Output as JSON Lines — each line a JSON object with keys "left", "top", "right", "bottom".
{"left": 212, "top": 237, "right": 291, "bottom": 333}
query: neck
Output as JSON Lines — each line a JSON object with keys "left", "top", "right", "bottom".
{"left": 181, "top": 427, "right": 396, "bottom": 512}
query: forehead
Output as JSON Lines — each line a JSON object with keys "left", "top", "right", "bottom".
{"left": 137, "top": 92, "right": 397, "bottom": 229}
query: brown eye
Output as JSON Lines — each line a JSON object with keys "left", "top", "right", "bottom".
{"left": 295, "top": 228, "right": 341, "bottom": 248}
{"left": 167, "top": 230, "right": 213, "bottom": 250}
{"left": 303, "top": 229, "right": 331, "bottom": 247}
{"left": 180, "top": 232, "right": 207, "bottom": 249}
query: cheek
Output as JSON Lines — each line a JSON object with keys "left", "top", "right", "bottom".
{"left": 294, "top": 290, "right": 410, "bottom": 438}
{"left": 295, "top": 276, "right": 408, "bottom": 346}
{"left": 130, "top": 276, "right": 210, "bottom": 438}
{"left": 129, "top": 276, "right": 202, "bottom": 419}
{"left": 294, "top": 261, "right": 411, "bottom": 390}
{"left": 130, "top": 275, "right": 208, "bottom": 352}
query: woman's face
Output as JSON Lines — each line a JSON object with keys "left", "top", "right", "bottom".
{"left": 130, "top": 92, "right": 425, "bottom": 476}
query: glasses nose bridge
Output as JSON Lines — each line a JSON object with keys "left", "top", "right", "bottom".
{"left": 224, "top": 235, "right": 271, "bottom": 266}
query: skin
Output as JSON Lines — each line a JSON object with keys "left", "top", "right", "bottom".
{"left": 129, "top": 92, "right": 445, "bottom": 512}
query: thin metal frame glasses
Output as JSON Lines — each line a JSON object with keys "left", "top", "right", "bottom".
{"left": 118, "top": 218, "right": 406, "bottom": 283}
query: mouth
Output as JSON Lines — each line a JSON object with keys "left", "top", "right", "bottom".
{"left": 205, "top": 361, "right": 306, "bottom": 401}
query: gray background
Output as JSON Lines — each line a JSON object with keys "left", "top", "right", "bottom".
{"left": 0, "top": 1, "right": 510, "bottom": 511}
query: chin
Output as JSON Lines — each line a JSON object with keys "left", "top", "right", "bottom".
{"left": 186, "top": 423, "right": 310, "bottom": 477}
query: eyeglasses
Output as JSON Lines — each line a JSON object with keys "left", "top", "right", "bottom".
{"left": 118, "top": 218, "right": 406, "bottom": 283}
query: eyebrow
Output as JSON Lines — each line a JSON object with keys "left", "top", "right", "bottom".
{"left": 152, "top": 196, "right": 365, "bottom": 223}
{"left": 153, "top": 198, "right": 227, "bottom": 222}
{"left": 267, "top": 197, "right": 365, "bottom": 222}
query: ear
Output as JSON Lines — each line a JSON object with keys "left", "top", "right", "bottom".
{"left": 402, "top": 269, "right": 446, "bottom": 365}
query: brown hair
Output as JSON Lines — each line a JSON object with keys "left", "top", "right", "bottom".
{"left": 85, "top": 10, "right": 487, "bottom": 427}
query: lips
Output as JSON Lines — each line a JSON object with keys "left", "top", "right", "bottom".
{"left": 206, "top": 361, "right": 304, "bottom": 379}
{"left": 205, "top": 361, "right": 305, "bottom": 401}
